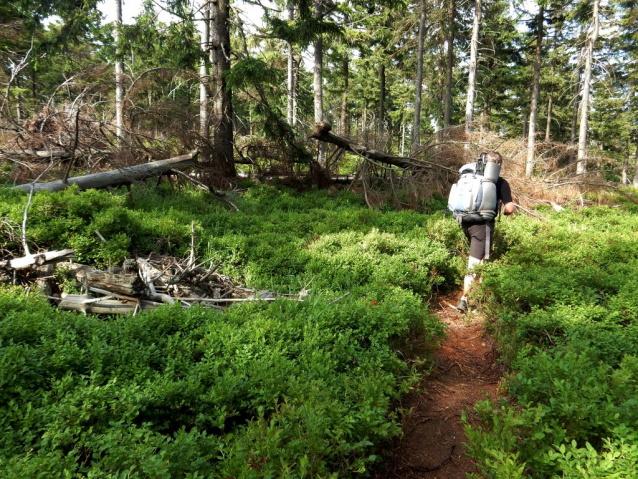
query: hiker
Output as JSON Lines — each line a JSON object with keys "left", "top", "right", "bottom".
{"left": 454, "top": 151, "right": 515, "bottom": 312}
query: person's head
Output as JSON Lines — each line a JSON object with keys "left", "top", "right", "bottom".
{"left": 485, "top": 151, "right": 503, "bottom": 165}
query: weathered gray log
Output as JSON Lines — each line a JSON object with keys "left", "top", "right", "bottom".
{"left": 1, "top": 249, "right": 75, "bottom": 270}
{"left": 57, "top": 262, "right": 148, "bottom": 297}
{"left": 12, "top": 151, "right": 198, "bottom": 193}
{"left": 81, "top": 269, "right": 147, "bottom": 297}
{"left": 136, "top": 258, "right": 175, "bottom": 304}
{"left": 311, "top": 121, "right": 416, "bottom": 169}
{"left": 0, "top": 150, "right": 109, "bottom": 161}
{"left": 58, "top": 294, "right": 159, "bottom": 314}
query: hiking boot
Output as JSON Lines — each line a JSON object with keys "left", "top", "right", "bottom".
{"left": 456, "top": 297, "right": 468, "bottom": 312}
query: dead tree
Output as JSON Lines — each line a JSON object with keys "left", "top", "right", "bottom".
{"left": 13, "top": 152, "right": 198, "bottom": 193}
{"left": 311, "top": 121, "right": 418, "bottom": 169}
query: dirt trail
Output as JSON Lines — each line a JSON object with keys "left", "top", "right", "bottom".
{"left": 376, "top": 292, "right": 504, "bottom": 478}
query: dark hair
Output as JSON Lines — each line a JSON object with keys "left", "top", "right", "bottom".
{"left": 485, "top": 151, "right": 503, "bottom": 165}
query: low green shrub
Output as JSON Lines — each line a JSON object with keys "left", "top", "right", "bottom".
{"left": 0, "top": 283, "right": 440, "bottom": 477}
{"left": 465, "top": 206, "right": 638, "bottom": 478}
{"left": 0, "top": 184, "right": 453, "bottom": 477}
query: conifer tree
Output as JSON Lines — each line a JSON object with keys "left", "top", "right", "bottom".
{"left": 613, "top": 0, "right": 638, "bottom": 186}
{"left": 443, "top": 0, "right": 455, "bottom": 129}
{"left": 209, "top": 0, "right": 236, "bottom": 177}
{"left": 576, "top": 0, "right": 600, "bottom": 174}
{"left": 465, "top": 0, "right": 481, "bottom": 140}
{"left": 413, "top": 0, "right": 427, "bottom": 149}
{"left": 526, "top": 2, "right": 546, "bottom": 178}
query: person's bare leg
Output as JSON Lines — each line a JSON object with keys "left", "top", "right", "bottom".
{"left": 458, "top": 256, "right": 483, "bottom": 311}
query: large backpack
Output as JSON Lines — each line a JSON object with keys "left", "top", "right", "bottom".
{"left": 447, "top": 156, "right": 500, "bottom": 224}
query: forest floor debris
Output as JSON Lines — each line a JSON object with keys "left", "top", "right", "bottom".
{"left": 2, "top": 250, "right": 295, "bottom": 315}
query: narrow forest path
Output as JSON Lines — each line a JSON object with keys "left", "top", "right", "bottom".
{"left": 376, "top": 292, "right": 504, "bottom": 478}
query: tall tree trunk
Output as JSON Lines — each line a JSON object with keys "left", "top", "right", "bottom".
{"left": 199, "top": 0, "right": 210, "bottom": 162}
{"left": 526, "top": 5, "right": 544, "bottom": 178}
{"left": 545, "top": 95, "right": 553, "bottom": 142}
{"left": 341, "top": 53, "right": 349, "bottom": 136}
{"left": 480, "top": 100, "right": 489, "bottom": 133}
{"left": 114, "top": 0, "right": 124, "bottom": 147}
{"left": 209, "top": 0, "right": 236, "bottom": 177}
{"left": 569, "top": 68, "right": 581, "bottom": 162}
{"left": 293, "top": 56, "right": 298, "bottom": 127}
{"left": 621, "top": 151, "right": 628, "bottom": 185}
{"left": 577, "top": 0, "right": 600, "bottom": 175}
{"left": 634, "top": 139, "right": 638, "bottom": 188}
{"left": 379, "top": 63, "right": 386, "bottom": 148}
{"left": 31, "top": 65, "right": 36, "bottom": 103}
{"left": 545, "top": 22, "right": 558, "bottom": 143}
{"left": 401, "top": 119, "right": 406, "bottom": 156}
{"left": 362, "top": 104, "right": 368, "bottom": 144}
{"left": 444, "top": 0, "right": 455, "bottom": 129}
{"left": 287, "top": 2, "right": 295, "bottom": 126}
{"left": 436, "top": 27, "right": 445, "bottom": 137}
{"left": 15, "top": 77, "right": 22, "bottom": 123}
{"left": 412, "top": 0, "right": 426, "bottom": 151}
{"left": 313, "top": 0, "right": 326, "bottom": 167}
{"left": 465, "top": 0, "right": 481, "bottom": 141}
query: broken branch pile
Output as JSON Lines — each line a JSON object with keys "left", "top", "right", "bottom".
{"left": 2, "top": 249, "right": 298, "bottom": 316}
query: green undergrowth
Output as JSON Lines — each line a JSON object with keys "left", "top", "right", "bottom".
{"left": 464, "top": 200, "right": 638, "bottom": 478}
{"left": 0, "top": 184, "right": 466, "bottom": 477}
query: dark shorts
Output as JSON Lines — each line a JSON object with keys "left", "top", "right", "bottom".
{"left": 462, "top": 222, "right": 494, "bottom": 260}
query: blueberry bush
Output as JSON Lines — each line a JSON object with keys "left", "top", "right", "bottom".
{"left": 0, "top": 183, "right": 462, "bottom": 477}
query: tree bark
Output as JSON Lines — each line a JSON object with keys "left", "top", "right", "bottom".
{"left": 341, "top": 53, "right": 349, "bottom": 137}
{"left": 379, "top": 63, "right": 386, "bottom": 148}
{"left": 16, "top": 77, "right": 22, "bottom": 123}
{"left": 314, "top": 0, "right": 326, "bottom": 167}
{"left": 444, "top": 0, "right": 455, "bottom": 129}
{"left": 569, "top": 68, "right": 580, "bottom": 162}
{"left": 114, "top": 0, "right": 124, "bottom": 147}
{"left": 545, "top": 23, "right": 559, "bottom": 143}
{"left": 545, "top": 95, "right": 553, "bottom": 142}
{"left": 13, "top": 152, "right": 198, "bottom": 193}
{"left": 634, "top": 139, "right": 638, "bottom": 188}
{"left": 199, "top": 0, "right": 210, "bottom": 162}
{"left": 526, "top": 5, "right": 544, "bottom": 178}
{"left": 287, "top": 2, "right": 296, "bottom": 127}
{"left": 465, "top": 0, "right": 481, "bottom": 141}
{"left": 209, "top": 0, "right": 236, "bottom": 177}
{"left": 577, "top": 0, "right": 600, "bottom": 175}
{"left": 412, "top": 0, "right": 426, "bottom": 150}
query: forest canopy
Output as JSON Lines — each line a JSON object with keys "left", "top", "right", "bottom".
{"left": 1, "top": 0, "right": 637, "bottom": 191}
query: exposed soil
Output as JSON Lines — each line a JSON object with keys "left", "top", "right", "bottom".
{"left": 375, "top": 291, "right": 505, "bottom": 478}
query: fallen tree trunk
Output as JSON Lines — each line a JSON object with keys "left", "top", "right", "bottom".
{"left": 12, "top": 151, "right": 198, "bottom": 193}
{"left": 0, "top": 249, "right": 75, "bottom": 270}
{"left": 59, "top": 262, "right": 149, "bottom": 297}
{"left": 0, "top": 149, "right": 110, "bottom": 161}
{"left": 311, "top": 121, "right": 418, "bottom": 169}
{"left": 58, "top": 294, "right": 160, "bottom": 315}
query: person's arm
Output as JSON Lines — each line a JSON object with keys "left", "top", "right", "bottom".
{"left": 502, "top": 201, "right": 515, "bottom": 215}
{"left": 499, "top": 179, "right": 515, "bottom": 215}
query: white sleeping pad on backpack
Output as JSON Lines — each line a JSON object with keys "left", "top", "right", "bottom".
{"left": 448, "top": 162, "right": 499, "bottom": 224}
